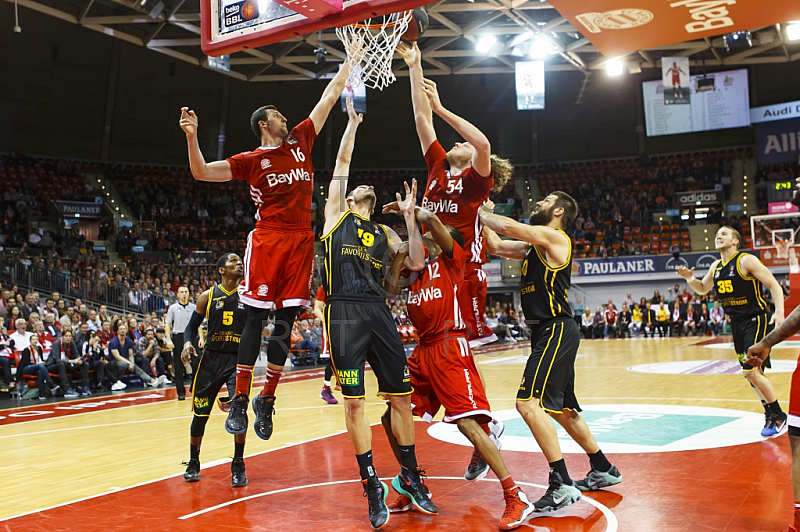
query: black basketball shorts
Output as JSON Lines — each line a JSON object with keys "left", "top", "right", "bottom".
{"left": 732, "top": 312, "right": 773, "bottom": 371}
{"left": 191, "top": 350, "right": 237, "bottom": 416}
{"left": 325, "top": 300, "right": 412, "bottom": 399}
{"left": 517, "top": 318, "right": 582, "bottom": 413}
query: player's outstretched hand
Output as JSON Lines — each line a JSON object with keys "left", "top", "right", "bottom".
{"left": 397, "top": 41, "right": 421, "bottom": 68}
{"left": 675, "top": 266, "right": 695, "bottom": 279}
{"left": 345, "top": 96, "right": 363, "bottom": 125}
{"left": 745, "top": 341, "right": 770, "bottom": 368}
{"left": 180, "top": 107, "right": 198, "bottom": 137}
{"left": 181, "top": 343, "right": 195, "bottom": 364}
{"left": 420, "top": 78, "right": 443, "bottom": 113}
{"left": 395, "top": 179, "right": 417, "bottom": 217}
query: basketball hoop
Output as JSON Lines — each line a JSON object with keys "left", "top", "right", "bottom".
{"left": 336, "top": 10, "right": 412, "bottom": 90}
{"left": 775, "top": 239, "right": 791, "bottom": 259}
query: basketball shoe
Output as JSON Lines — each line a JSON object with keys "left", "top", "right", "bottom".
{"left": 391, "top": 469, "right": 437, "bottom": 515}
{"left": 231, "top": 458, "right": 248, "bottom": 487}
{"left": 532, "top": 470, "right": 581, "bottom": 513}
{"left": 387, "top": 467, "right": 431, "bottom": 513}
{"left": 465, "top": 419, "right": 504, "bottom": 481}
{"left": 183, "top": 459, "right": 200, "bottom": 482}
{"left": 574, "top": 465, "right": 623, "bottom": 492}
{"left": 362, "top": 478, "right": 390, "bottom": 530}
{"left": 252, "top": 394, "right": 276, "bottom": 440}
{"left": 225, "top": 393, "right": 249, "bottom": 434}
{"left": 320, "top": 386, "right": 338, "bottom": 404}
{"left": 762, "top": 412, "right": 788, "bottom": 438}
{"left": 499, "top": 487, "right": 534, "bottom": 530}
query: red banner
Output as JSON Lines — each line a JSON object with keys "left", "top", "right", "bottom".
{"left": 548, "top": 0, "right": 800, "bottom": 57}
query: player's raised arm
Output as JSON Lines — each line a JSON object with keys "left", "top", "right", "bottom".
{"left": 482, "top": 226, "right": 528, "bottom": 260}
{"left": 397, "top": 42, "right": 436, "bottom": 154}
{"left": 414, "top": 206, "right": 454, "bottom": 258}
{"left": 308, "top": 59, "right": 353, "bottom": 134}
{"left": 383, "top": 180, "right": 424, "bottom": 271}
{"left": 179, "top": 107, "right": 233, "bottom": 182}
{"left": 421, "top": 78, "right": 491, "bottom": 176}
{"left": 479, "top": 205, "right": 568, "bottom": 262}
{"left": 676, "top": 261, "right": 717, "bottom": 295}
{"left": 323, "top": 97, "right": 363, "bottom": 235}
{"left": 740, "top": 253, "right": 786, "bottom": 325}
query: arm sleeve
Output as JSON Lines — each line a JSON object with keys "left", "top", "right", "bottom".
{"left": 184, "top": 311, "right": 206, "bottom": 350}
{"left": 225, "top": 152, "right": 251, "bottom": 182}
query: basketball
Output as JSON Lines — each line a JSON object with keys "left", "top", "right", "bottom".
{"left": 401, "top": 7, "right": 428, "bottom": 42}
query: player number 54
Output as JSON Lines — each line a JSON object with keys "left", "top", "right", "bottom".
{"left": 445, "top": 178, "right": 463, "bottom": 194}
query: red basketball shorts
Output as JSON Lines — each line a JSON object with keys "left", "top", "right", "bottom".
{"left": 239, "top": 228, "right": 314, "bottom": 310}
{"left": 408, "top": 336, "right": 493, "bottom": 424}
{"left": 458, "top": 263, "right": 497, "bottom": 348}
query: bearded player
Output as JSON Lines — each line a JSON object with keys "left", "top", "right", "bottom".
{"left": 397, "top": 42, "right": 512, "bottom": 349}
{"left": 179, "top": 60, "right": 353, "bottom": 442}
{"left": 381, "top": 201, "right": 534, "bottom": 530}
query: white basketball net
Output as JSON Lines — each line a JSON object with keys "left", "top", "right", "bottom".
{"left": 335, "top": 10, "right": 412, "bottom": 91}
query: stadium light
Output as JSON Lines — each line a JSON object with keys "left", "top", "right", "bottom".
{"left": 787, "top": 23, "right": 800, "bottom": 42}
{"left": 476, "top": 35, "right": 497, "bottom": 53}
{"left": 606, "top": 58, "right": 624, "bottom": 76}
{"left": 528, "top": 34, "right": 557, "bottom": 59}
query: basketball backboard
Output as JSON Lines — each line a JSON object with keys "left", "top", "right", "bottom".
{"left": 201, "top": 0, "right": 428, "bottom": 56}
{"left": 751, "top": 212, "right": 800, "bottom": 273}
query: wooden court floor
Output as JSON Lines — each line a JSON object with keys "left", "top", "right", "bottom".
{"left": 1, "top": 335, "right": 797, "bottom": 531}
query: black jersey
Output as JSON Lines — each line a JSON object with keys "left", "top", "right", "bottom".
{"left": 204, "top": 284, "right": 246, "bottom": 354}
{"left": 712, "top": 251, "right": 768, "bottom": 320}
{"left": 520, "top": 231, "right": 573, "bottom": 322}
{"left": 321, "top": 211, "right": 390, "bottom": 303}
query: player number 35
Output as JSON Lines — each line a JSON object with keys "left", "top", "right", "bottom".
{"left": 716, "top": 280, "right": 733, "bottom": 294}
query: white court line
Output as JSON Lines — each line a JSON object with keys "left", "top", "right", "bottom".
{"left": 0, "top": 428, "right": 348, "bottom": 522}
{"left": 179, "top": 476, "right": 617, "bottom": 532}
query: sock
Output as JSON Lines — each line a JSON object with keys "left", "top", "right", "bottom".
{"left": 234, "top": 442, "right": 245, "bottom": 460}
{"left": 500, "top": 475, "right": 517, "bottom": 492}
{"left": 588, "top": 450, "right": 612, "bottom": 472}
{"left": 356, "top": 450, "right": 376, "bottom": 481}
{"left": 260, "top": 367, "right": 283, "bottom": 397}
{"left": 761, "top": 399, "right": 769, "bottom": 414}
{"left": 398, "top": 444, "right": 418, "bottom": 474}
{"left": 190, "top": 444, "right": 200, "bottom": 461}
{"left": 479, "top": 423, "right": 491, "bottom": 435}
{"left": 234, "top": 365, "right": 254, "bottom": 397}
{"left": 323, "top": 381, "right": 331, "bottom": 388}
{"left": 767, "top": 400, "right": 784, "bottom": 416}
{"left": 549, "top": 459, "right": 572, "bottom": 485}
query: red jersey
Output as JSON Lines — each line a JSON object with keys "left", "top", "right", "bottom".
{"left": 226, "top": 118, "right": 317, "bottom": 230}
{"left": 604, "top": 309, "right": 617, "bottom": 325}
{"left": 421, "top": 141, "right": 494, "bottom": 264}
{"left": 406, "top": 242, "right": 467, "bottom": 341}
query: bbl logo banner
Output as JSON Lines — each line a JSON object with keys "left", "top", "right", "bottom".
{"left": 662, "top": 57, "right": 690, "bottom": 105}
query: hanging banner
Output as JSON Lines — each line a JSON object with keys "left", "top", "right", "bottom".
{"left": 547, "top": 1, "right": 800, "bottom": 57}
{"left": 755, "top": 117, "right": 800, "bottom": 165}
{"left": 662, "top": 57, "right": 690, "bottom": 105}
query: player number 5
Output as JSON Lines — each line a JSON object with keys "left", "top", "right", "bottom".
{"left": 222, "top": 311, "right": 234, "bottom": 325}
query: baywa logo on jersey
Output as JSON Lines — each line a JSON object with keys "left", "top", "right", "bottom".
{"left": 260, "top": 158, "right": 271, "bottom": 170}
{"left": 421, "top": 196, "right": 458, "bottom": 214}
{"left": 266, "top": 168, "right": 311, "bottom": 188}
{"left": 258, "top": 284, "right": 268, "bottom": 296}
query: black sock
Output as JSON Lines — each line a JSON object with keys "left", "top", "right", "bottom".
{"left": 398, "top": 444, "right": 418, "bottom": 475}
{"left": 356, "top": 451, "right": 376, "bottom": 481}
{"left": 549, "top": 458, "right": 571, "bottom": 485}
{"left": 761, "top": 400, "right": 769, "bottom": 414}
{"left": 588, "top": 450, "right": 612, "bottom": 472}
{"left": 234, "top": 442, "right": 245, "bottom": 460}
{"left": 190, "top": 444, "right": 200, "bottom": 461}
{"left": 767, "top": 400, "right": 784, "bottom": 416}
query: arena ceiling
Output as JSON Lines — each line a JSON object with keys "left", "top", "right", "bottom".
{"left": 6, "top": 0, "right": 800, "bottom": 81}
